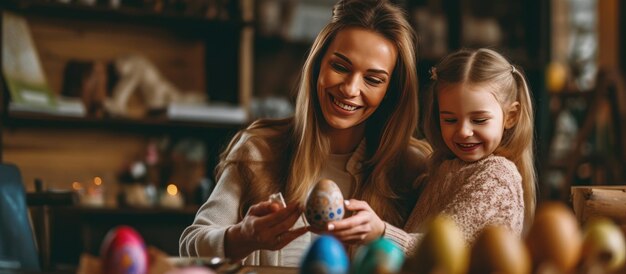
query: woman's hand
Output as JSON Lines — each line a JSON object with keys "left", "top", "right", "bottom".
{"left": 225, "top": 201, "right": 308, "bottom": 260}
{"left": 325, "top": 199, "right": 386, "bottom": 245}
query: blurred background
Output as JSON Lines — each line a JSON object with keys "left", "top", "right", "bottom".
{"left": 0, "top": 0, "right": 624, "bottom": 268}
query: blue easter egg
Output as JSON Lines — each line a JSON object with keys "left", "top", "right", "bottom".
{"left": 300, "top": 235, "right": 349, "bottom": 274}
{"left": 351, "top": 238, "right": 405, "bottom": 274}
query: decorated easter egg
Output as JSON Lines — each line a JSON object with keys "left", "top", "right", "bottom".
{"left": 351, "top": 238, "right": 405, "bottom": 274}
{"left": 100, "top": 225, "right": 148, "bottom": 274}
{"left": 300, "top": 235, "right": 349, "bottom": 274}
{"left": 305, "top": 179, "right": 345, "bottom": 231}
{"left": 404, "top": 214, "right": 468, "bottom": 274}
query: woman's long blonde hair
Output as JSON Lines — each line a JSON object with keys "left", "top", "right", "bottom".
{"left": 423, "top": 48, "right": 536, "bottom": 229}
{"left": 217, "top": 0, "right": 430, "bottom": 226}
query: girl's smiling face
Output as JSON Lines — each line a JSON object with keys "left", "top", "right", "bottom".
{"left": 316, "top": 26, "right": 397, "bottom": 136}
{"left": 438, "top": 83, "right": 508, "bottom": 162}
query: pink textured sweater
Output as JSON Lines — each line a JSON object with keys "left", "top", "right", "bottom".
{"left": 384, "top": 154, "right": 525, "bottom": 254}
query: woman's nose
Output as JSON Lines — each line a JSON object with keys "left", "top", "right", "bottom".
{"left": 339, "top": 74, "right": 360, "bottom": 98}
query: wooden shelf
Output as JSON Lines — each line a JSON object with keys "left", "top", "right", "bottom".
{"left": 1, "top": 0, "right": 252, "bottom": 32}
{"left": 550, "top": 90, "right": 595, "bottom": 99}
{"left": 255, "top": 34, "right": 312, "bottom": 50}
{"left": 540, "top": 69, "right": 626, "bottom": 201}
{"left": 3, "top": 111, "right": 245, "bottom": 135}
{"left": 67, "top": 204, "right": 200, "bottom": 215}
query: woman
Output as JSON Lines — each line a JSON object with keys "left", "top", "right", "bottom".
{"left": 179, "top": 0, "right": 430, "bottom": 266}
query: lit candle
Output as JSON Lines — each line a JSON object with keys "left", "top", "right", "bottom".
{"left": 77, "top": 177, "right": 105, "bottom": 207}
{"left": 72, "top": 181, "right": 83, "bottom": 192}
{"left": 160, "top": 184, "right": 184, "bottom": 209}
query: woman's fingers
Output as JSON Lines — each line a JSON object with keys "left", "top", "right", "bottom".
{"left": 257, "top": 208, "right": 303, "bottom": 242}
{"left": 247, "top": 201, "right": 281, "bottom": 216}
{"left": 332, "top": 222, "right": 369, "bottom": 236}
{"left": 337, "top": 233, "right": 368, "bottom": 243}
{"left": 343, "top": 199, "right": 371, "bottom": 211}
{"left": 247, "top": 202, "right": 305, "bottom": 248}
{"left": 266, "top": 203, "right": 301, "bottom": 227}
{"left": 325, "top": 199, "right": 385, "bottom": 244}
{"left": 257, "top": 218, "right": 308, "bottom": 250}
{"left": 328, "top": 210, "right": 368, "bottom": 231}
{"left": 272, "top": 226, "right": 309, "bottom": 250}
{"left": 253, "top": 203, "right": 301, "bottom": 235}
{"left": 330, "top": 222, "right": 377, "bottom": 245}
{"left": 270, "top": 205, "right": 303, "bottom": 232}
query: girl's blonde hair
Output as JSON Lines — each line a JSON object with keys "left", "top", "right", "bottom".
{"left": 423, "top": 48, "right": 536, "bottom": 229}
{"left": 217, "top": 0, "right": 430, "bottom": 227}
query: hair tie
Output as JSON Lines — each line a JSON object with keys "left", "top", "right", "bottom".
{"left": 429, "top": 67, "right": 438, "bottom": 80}
{"left": 511, "top": 65, "right": 517, "bottom": 74}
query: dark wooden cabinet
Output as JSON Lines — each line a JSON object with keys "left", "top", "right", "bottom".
{"left": 48, "top": 206, "right": 197, "bottom": 266}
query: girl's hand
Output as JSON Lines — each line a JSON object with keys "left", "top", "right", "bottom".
{"left": 225, "top": 201, "right": 308, "bottom": 260}
{"left": 325, "top": 199, "right": 386, "bottom": 245}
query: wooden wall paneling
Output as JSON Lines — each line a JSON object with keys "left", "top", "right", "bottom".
{"left": 550, "top": 0, "right": 569, "bottom": 62}
{"left": 597, "top": 0, "right": 619, "bottom": 69}
{"left": 2, "top": 128, "right": 146, "bottom": 201}
{"left": 27, "top": 16, "right": 206, "bottom": 95}
{"left": 621, "top": 0, "right": 625, "bottom": 72}
{"left": 238, "top": 25, "right": 253, "bottom": 109}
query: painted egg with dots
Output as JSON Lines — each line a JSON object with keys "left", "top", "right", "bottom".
{"left": 305, "top": 179, "right": 345, "bottom": 231}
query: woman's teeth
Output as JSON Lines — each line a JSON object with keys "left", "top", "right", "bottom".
{"left": 333, "top": 98, "right": 357, "bottom": 111}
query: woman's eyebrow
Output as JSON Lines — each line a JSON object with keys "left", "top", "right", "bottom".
{"left": 333, "top": 52, "right": 352, "bottom": 65}
{"left": 333, "top": 52, "right": 390, "bottom": 76}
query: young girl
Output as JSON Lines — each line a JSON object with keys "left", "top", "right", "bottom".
{"left": 392, "top": 48, "right": 536, "bottom": 252}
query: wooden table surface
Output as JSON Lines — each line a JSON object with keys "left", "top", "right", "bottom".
{"left": 237, "top": 266, "right": 298, "bottom": 274}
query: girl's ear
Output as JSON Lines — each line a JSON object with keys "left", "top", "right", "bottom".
{"left": 504, "top": 102, "right": 520, "bottom": 129}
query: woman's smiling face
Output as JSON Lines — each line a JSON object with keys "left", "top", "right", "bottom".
{"left": 316, "top": 26, "right": 397, "bottom": 135}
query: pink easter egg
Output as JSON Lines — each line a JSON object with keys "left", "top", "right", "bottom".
{"left": 100, "top": 225, "right": 148, "bottom": 274}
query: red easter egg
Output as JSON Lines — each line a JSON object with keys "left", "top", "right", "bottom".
{"left": 100, "top": 225, "right": 148, "bottom": 274}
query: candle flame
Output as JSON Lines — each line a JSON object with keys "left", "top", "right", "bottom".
{"left": 167, "top": 184, "right": 178, "bottom": 195}
{"left": 72, "top": 181, "right": 82, "bottom": 190}
{"left": 94, "top": 177, "right": 102, "bottom": 186}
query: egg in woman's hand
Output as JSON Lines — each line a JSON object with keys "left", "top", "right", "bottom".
{"left": 305, "top": 179, "right": 345, "bottom": 231}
